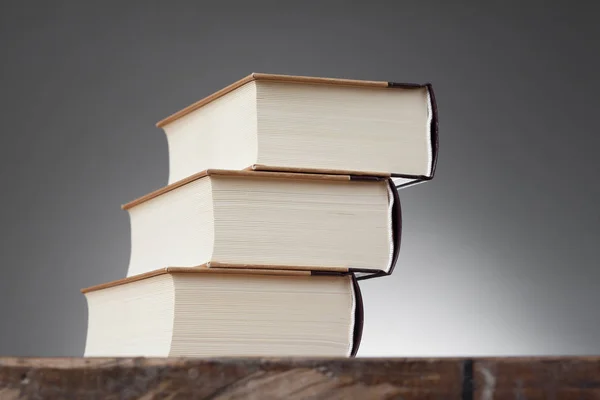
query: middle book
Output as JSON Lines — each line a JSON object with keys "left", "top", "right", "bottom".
{"left": 123, "top": 170, "right": 401, "bottom": 279}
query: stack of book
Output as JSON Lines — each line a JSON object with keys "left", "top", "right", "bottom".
{"left": 81, "top": 73, "right": 438, "bottom": 358}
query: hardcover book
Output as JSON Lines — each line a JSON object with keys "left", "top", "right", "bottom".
{"left": 123, "top": 170, "right": 401, "bottom": 280}
{"left": 157, "top": 73, "right": 438, "bottom": 189}
{"left": 82, "top": 267, "right": 363, "bottom": 357}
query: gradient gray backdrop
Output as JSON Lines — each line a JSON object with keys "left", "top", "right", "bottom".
{"left": 1, "top": 1, "right": 599, "bottom": 357}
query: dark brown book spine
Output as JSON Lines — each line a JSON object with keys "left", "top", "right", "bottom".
{"left": 427, "top": 83, "right": 439, "bottom": 177}
{"left": 350, "top": 273, "right": 364, "bottom": 357}
{"left": 387, "top": 178, "right": 402, "bottom": 275}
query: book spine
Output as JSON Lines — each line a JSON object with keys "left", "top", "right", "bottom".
{"left": 426, "top": 83, "right": 439, "bottom": 178}
{"left": 350, "top": 273, "right": 364, "bottom": 357}
{"left": 387, "top": 178, "right": 402, "bottom": 276}
{"left": 310, "top": 270, "right": 350, "bottom": 276}
{"left": 387, "top": 82, "right": 425, "bottom": 88}
{"left": 348, "top": 175, "right": 386, "bottom": 182}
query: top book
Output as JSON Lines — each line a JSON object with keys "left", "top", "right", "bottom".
{"left": 157, "top": 73, "right": 439, "bottom": 187}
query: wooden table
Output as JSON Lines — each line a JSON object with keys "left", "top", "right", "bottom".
{"left": 1, "top": 357, "right": 599, "bottom": 399}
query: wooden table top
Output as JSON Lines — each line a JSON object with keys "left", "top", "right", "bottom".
{"left": 1, "top": 356, "right": 599, "bottom": 399}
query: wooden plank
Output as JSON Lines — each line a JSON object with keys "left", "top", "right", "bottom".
{"left": 2, "top": 357, "right": 599, "bottom": 399}
{"left": 473, "top": 357, "right": 600, "bottom": 399}
{"left": 0, "top": 357, "right": 463, "bottom": 399}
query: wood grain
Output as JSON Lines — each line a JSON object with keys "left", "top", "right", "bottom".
{"left": 0, "top": 357, "right": 463, "bottom": 399}
{"left": 155, "top": 72, "right": 389, "bottom": 128}
{"left": 3, "top": 357, "right": 600, "bottom": 399}
{"left": 473, "top": 357, "right": 600, "bottom": 399}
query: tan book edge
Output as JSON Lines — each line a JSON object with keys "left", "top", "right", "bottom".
{"left": 249, "top": 164, "right": 391, "bottom": 178}
{"left": 81, "top": 265, "right": 315, "bottom": 294}
{"left": 156, "top": 72, "right": 390, "bottom": 128}
{"left": 121, "top": 169, "right": 354, "bottom": 210}
{"left": 206, "top": 262, "right": 349, "bottom": 274}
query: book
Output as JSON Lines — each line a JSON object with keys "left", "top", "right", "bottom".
{"left": 82, "top": 267, "right": 363, "bottom": 357}
{"left": 157, "top": 73, "right": 438, "bottom": 189}
{"left": 123, "top": 170, "right": 401, "bottom": 280}
{"left": 77, "top": 70, "right": 441, "bottom": 359}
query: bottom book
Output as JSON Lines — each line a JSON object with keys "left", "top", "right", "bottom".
{"left": 81, "top": 267, "right": 363, "bottom": 357}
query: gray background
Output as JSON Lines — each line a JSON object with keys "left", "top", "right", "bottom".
{"left": 1, "top": 1, "right": 599, "bottom": 357}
